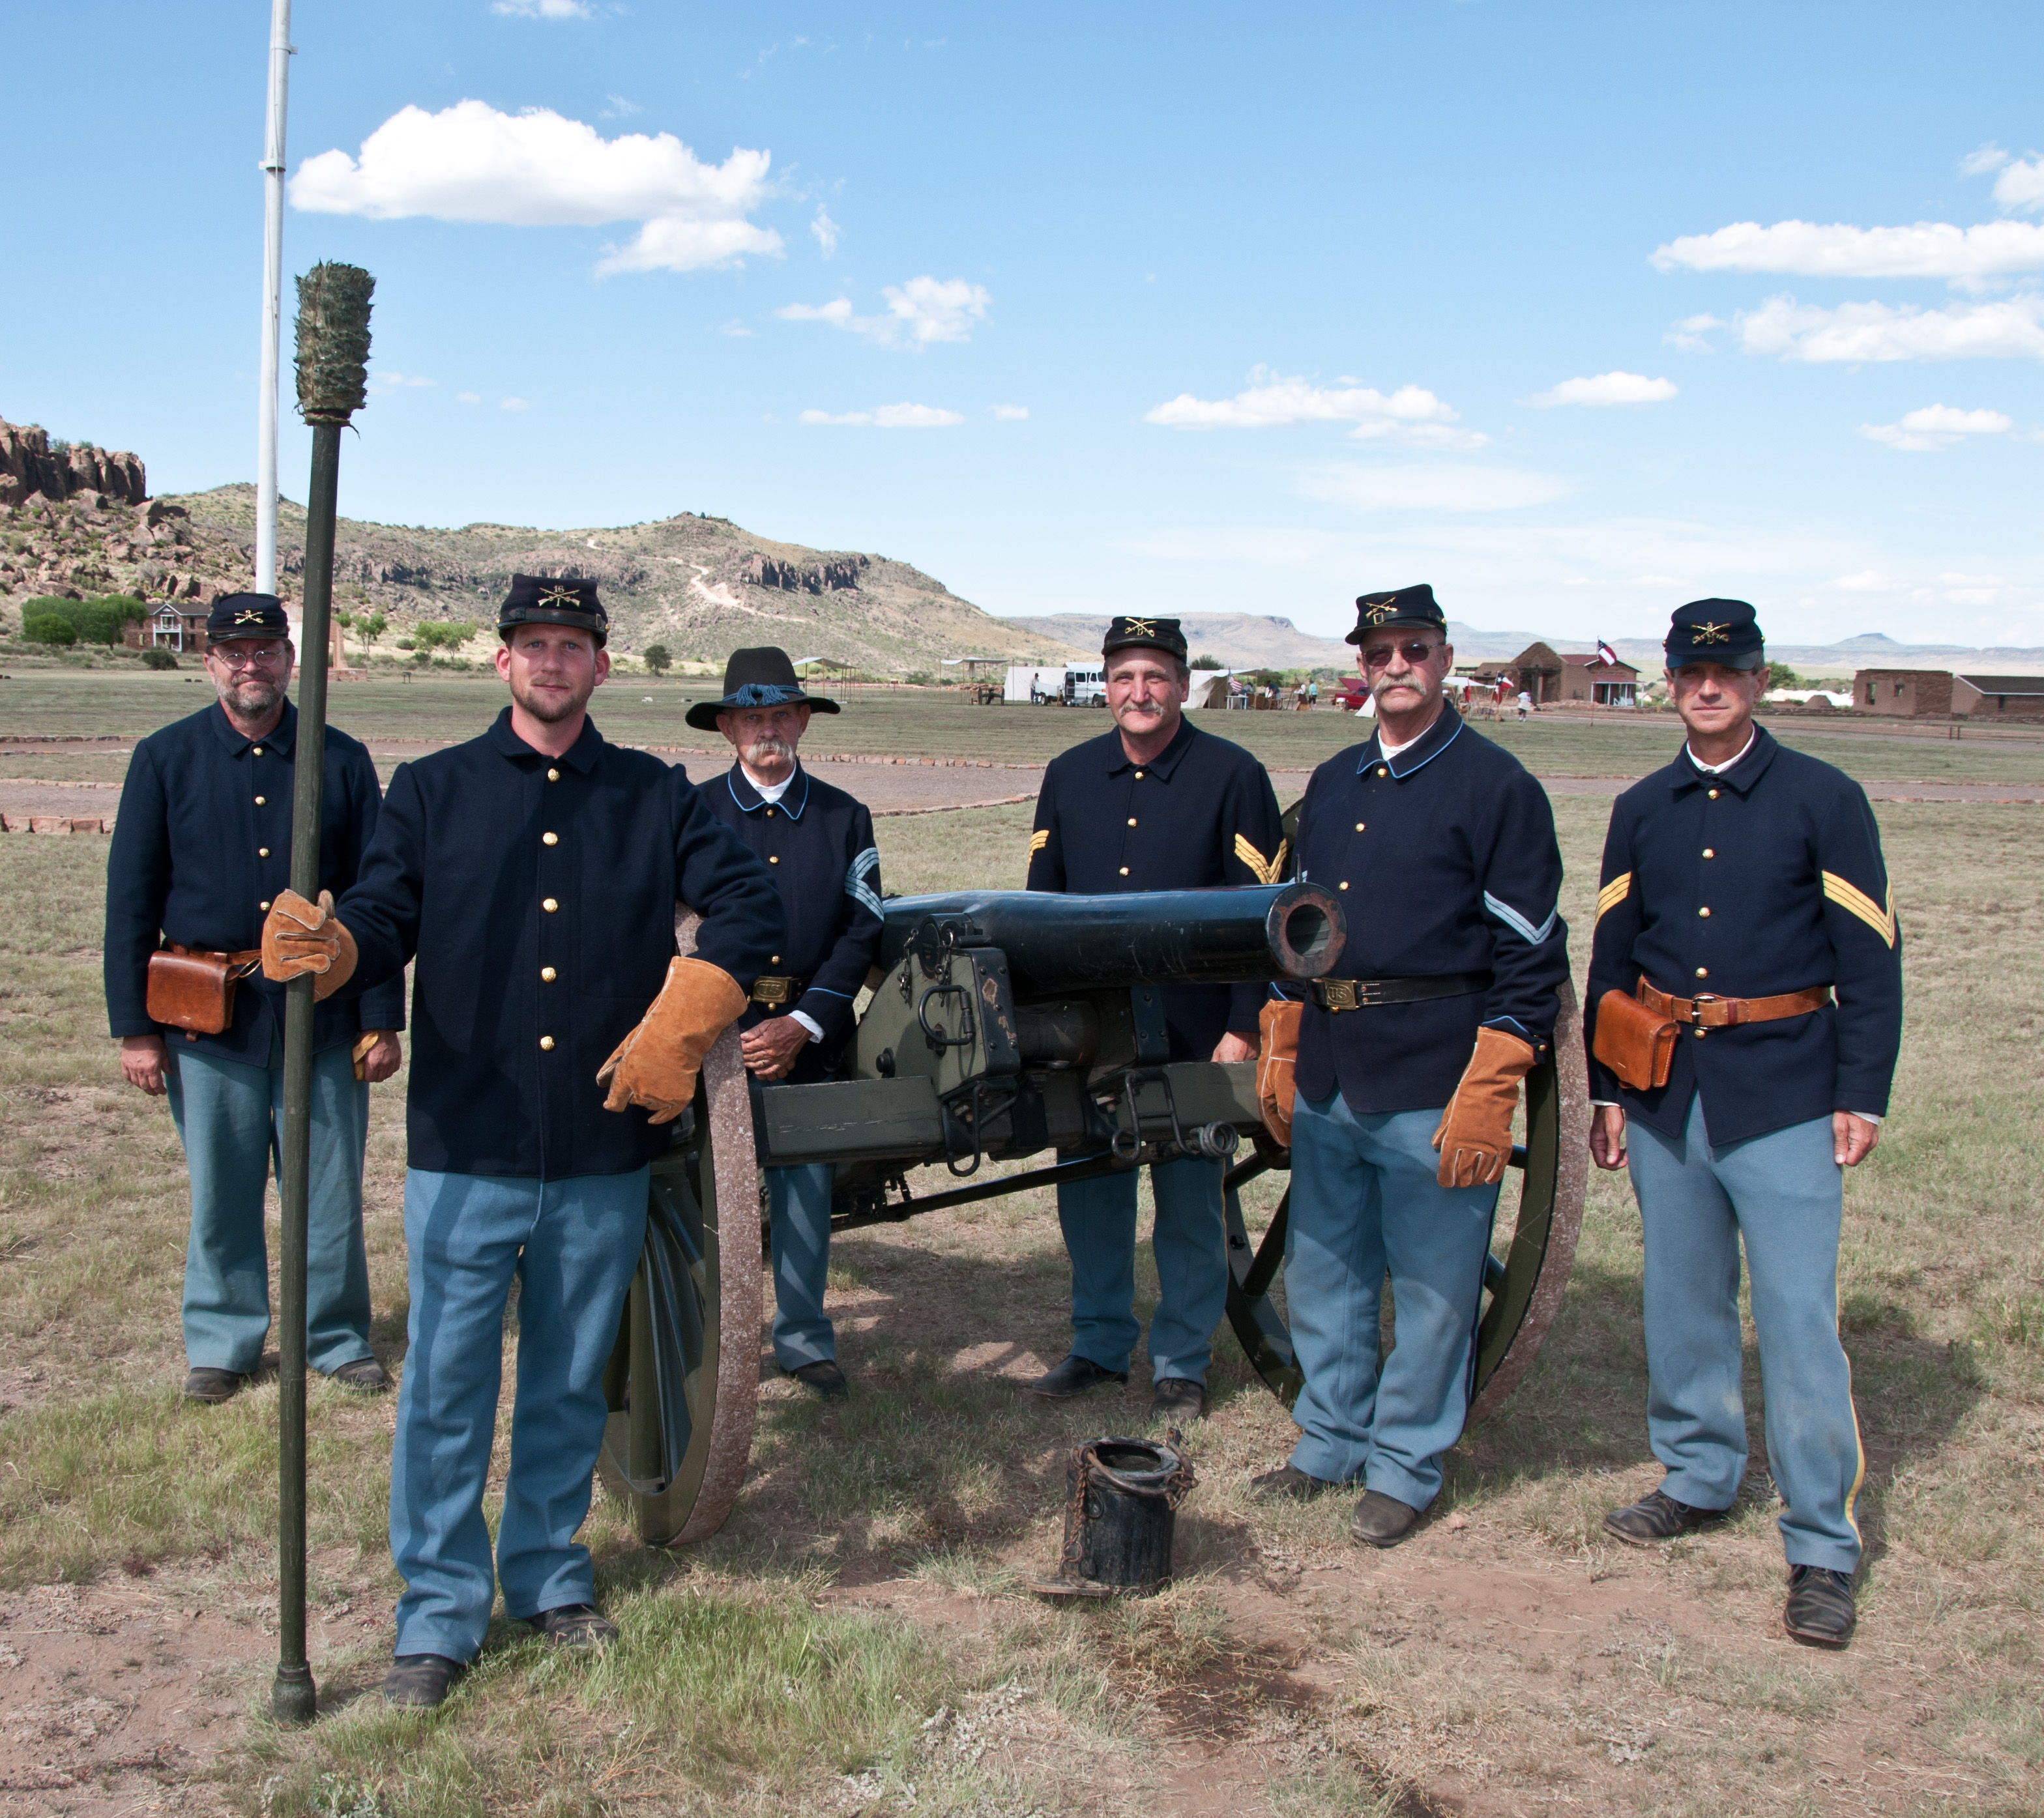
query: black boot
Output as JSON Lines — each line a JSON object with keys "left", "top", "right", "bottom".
{"left": 1027, "top": 1353, "right": 1129, "bottom": 1398}
{"left": 1783, "top": 1566, "right": 1856, "bottom": 1648}
{"left": 1349, "top": 1490, "right": 1422, "bottom": 1548}
{"left": 1603, "top": 1488, "right": 1728, "bottom": 1546}
{"left": 531, "top": 1604, "right": 619, "bottom": 1649}
{"left": 382, "top": 1654, "right": 465, "bottom": 1709}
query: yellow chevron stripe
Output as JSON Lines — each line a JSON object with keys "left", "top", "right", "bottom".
{"left": 1822, "top": 871, "right": 1896, "bottom": 948}
{"left": 1234, "top": 833, "right": 1282, "bottom": 885}
{"left": 1594, "top": 872, "right": 1632, "bottom": 924}
{"left": 1029, "top": 828, "right": 1049, "bottom": 855}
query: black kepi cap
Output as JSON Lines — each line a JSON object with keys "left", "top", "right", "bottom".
{"left": 1665, "top": 598, "right": 1764, "bottom": 670}
{"left": 1102, "top": 615, "right": 1188, "bottom": 661}
{"left": 684, "top": 646, "right": 844, "bottom": 731}
{"left": 498, "top": 573, "right": 607, "bottom": 645}
{"left": 206, "top": 593, "right": 291, "bottom": 642}
{"left": 1346, "top": 584, "right": 1447, "bottom": 643}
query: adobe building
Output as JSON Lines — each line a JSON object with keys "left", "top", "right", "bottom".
{"left": 1952, "top": 674, "right": 2044, "bottom": 719}
{"left": 1854, "top": 670, "right": 1953, "bottom": 716}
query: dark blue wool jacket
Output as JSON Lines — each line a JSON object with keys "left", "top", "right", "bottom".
{"left": 699, "top": 760, "right": 883, "bottom": 1084}
{"left": 336, "top": 708, "right": 781, "bottom": 1179}
{"left": 1027, "top": 716, "right": 1286, "bottom": 1060}
{"left": 1584, "top": 727, "right": 1903, "bottom": 1144}
{"left": 1289, "top": 708, "right": 1570, "bottom": 1114}
{"left": 104, "top": 698, "right": 405, "bottom": 1063}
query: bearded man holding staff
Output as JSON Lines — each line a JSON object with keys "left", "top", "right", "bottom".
{"left": 1024, "top": 615, "right": 1285, "bottom": 1421}
{"left": 692, "top": 648, "right": 884, "bottom": 1400}
{"left": 261, "top": 575, "right": 780, "bottom": 1709}
{"left": 1253, "top": 585, "right": 1568, "bottom": 1547}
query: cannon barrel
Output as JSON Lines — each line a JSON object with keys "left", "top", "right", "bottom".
{"left": 878, "top": 882, "right": 1344, "bottom": 996}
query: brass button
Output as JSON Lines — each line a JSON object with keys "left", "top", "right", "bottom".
{"left": 769, "top": 855, "right": 780, "bottom": 865}
{"left": 252, "top": 746, "right": 263, "bottom": 756}
{"left": 1133, "top": 770, "right": 1144, "bottom": 779}
{"left": 1118, "top": 866, "right": 1130, "bottom": 876}
{"left": 540, "top": 966, "right": 557, "bottom": 982}
{"left": 1127, "top": 817, "right": 1137, "bottom": 827}
{"left": 540, "top": 1035, "right": 555, "bottom": 1051}
{"left": 1693, "top": 1028, "right": 1706, "bottom": 1039}
{"left": 542, "top": 831, "right": 559, "bottom": 846}
{"left": 1696, "top": 967, "right": 1709, "bottom": 979}
{"left": 772, "top": 955, "right": 780, "bottom": 964}
{"left": 547, "top": 767, "right": 561, "bottom": 781}
{"left": 254, "top": 795, "right": 266, "bottom": 805}
{"left": 1702, "top": 848, "right": 1714, "bottom": 858}
{"left": 1339, "top": 880, "right": 1350, "bottom": 891}
{"left": 542, "top": 897, "right": 559, "bottom": 912}
{"left": 1377, "top": 766, "right": 1389, "bottom": 777}
{"left": 258, "top": 847, "right": 270, "bottom": 858}
{"left": 1699, "top": 906, "right": 1711, "bottom": 917}
{"left": 1355, "top": 822, "right": 1365, "bottom": 831}
{"left": 259, "top": 899, "right": 270, "bottom": 910}
{"left": 1708, "top": 788, "right": 1719, "bottom": 800}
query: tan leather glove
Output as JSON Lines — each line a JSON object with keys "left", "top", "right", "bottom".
{"left": 1432, "top": 1026, "right": 1538, "bottom": 1188}
{"left": 597, "top": 957, "right": 748, "bottom": 1125}
{"left": 1257, "top": 999, "right": 1303, "bottom": 1147}
{"left": 261, "top": 888, "right": 357, "bottom": 1001}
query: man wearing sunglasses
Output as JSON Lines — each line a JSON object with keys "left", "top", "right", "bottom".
{"left": 1251, "top": 585, "right": 1567, "bottom": 1547}
{"left": 104, "top": 592, "right": 405, "bottom": 1406}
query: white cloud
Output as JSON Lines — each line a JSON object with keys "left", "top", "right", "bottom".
{"left": 1859, "top": 403, "right": 2015, "bottom": 451}
{"left": 991, "top": 404, "right": 1029, "bottom": 420}
{"left": 1297, "top": 464, "right": 1571, "bottom": 513}
{"left": 1997, "top": 155, "right": 2044, "bottom": 215}
{"left": 1734, "top": 293, "right": 2044, "bottom": 362}
{"left": 456, "top": 391, "right": 481, "bottom": 405}
{"left": 1526, "top": 371, "right": 1678, "bottom": 407}
{"left": 810, "top": 207, "right": 840, "bottom": 257}
{"left": 291, "top": 100, "right": 783, "bottom": 274}
{"left": 717, "top": 320, "right": 754, "bottom": 338}
{"left": 370, "top": 370, "right": 435, "bottom": 390}
{"left": 775, "top": 276, "right": 989, "bottom": 347}
{"left": 797, "top": 403, "right": 965, "bottom": 428}
{"left": 500, "top": 397, "right": 530, "bottom": 411}
{"left": 1145, "top": 373, "right": 1484, "bottom": 448}
{"left": 1664, "top": 313, "right": 1724, "bottom": 353}
{"left": 1651, "top": 218, "right": 2044, "bottom": 281}
{"left": 600, "top": 95, "right": 641, "bottom": 119}
{"left": 1962, "top": 144, "right": 2010, "bottom": 177}
{"left": 493, "top": 0, "right": 591, "bottom": 15}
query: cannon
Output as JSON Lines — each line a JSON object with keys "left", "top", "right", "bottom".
{"left": 597, "top": 884, "right": 1588, "bottom": 1544}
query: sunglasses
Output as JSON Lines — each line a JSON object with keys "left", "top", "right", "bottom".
{"left": 1359, "top": 641, "right": 1442, "bottom": 671}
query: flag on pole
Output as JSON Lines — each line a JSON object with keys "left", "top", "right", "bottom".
{"left": 1596, "top": 639, "right": 1620, "bottom": 667}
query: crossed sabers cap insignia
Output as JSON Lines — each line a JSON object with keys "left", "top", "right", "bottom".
{"left": 1365, "top": 601, "right": 1397, "bottom": 624}
{"left": 232, "top": 607, "right": 269, "bottom": 624}
{"left": 1122, "top": 616, "right": 1158, "bottom": 637}
{"left": 1693, "top": 621, "right": 1730, "bottom": 644}
{"left": 537, "top": 584, "right": 585, "bottom": 610}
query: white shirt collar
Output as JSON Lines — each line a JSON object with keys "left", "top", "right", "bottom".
{"left": 1684, "top": 728, "right": 1757, "bottom": 775}
{"left": 742, "top": 763, "right": 796, "bottom": 803}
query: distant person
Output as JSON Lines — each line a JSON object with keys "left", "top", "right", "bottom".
{"left": 104, "top": 593, "right": 404, "bottom": 1406}
{"left": 263, "top": 575, "right": 780, "bottom": 1709}
{"left": 1025, "top": 616, "right": 1285, "bottom": 1421}
{"left": 691, "top": 648, "right": 884, "bottom": 1399}
{"left": 1516, "top": 689, "right": 1532, "bottom": 720}
{"left": 1251, "top": 585, "right": 1567, "bottom": 1546}
{"left": 1586, "top": 598, "right": 1903, "bottom": 1651}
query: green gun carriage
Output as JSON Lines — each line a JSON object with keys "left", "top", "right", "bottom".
{"left": 598, "top": 882, "right": 1589, "bottom": 1543}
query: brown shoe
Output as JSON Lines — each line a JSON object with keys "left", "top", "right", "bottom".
{"left": 1150, "top": 1377, "right": 1206, "bottom": 1421}
{"left": 531, "top": 1604, "right": 619, "bottom": 1649}
{"left": 787, "top": 1359, "right": 849, "bottom": 1400}
{"left": 1783, "top": 1566, "right": 1856, "bottom": 1649}
{"left": 1603, "top": 1488, "right": 1728, "bottom": 1547}
{"left": 1349, "top": 1490, "right": 1422, "bottom": 1547}
{"left": 1249, "top": 1463, "right": 1343, "bottom": 1501}
{"left": 182, "top": 1367, "right": 246, "bottom": 1404}
{"left": 329, "top": 1357, "right": 390, "bottom": 1394}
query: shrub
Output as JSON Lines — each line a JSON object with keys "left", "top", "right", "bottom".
{"left": 411, "top": 619, "right": 478, "bottom": 652}
{"left": 22, "top": 608, "right": 78, "bottom": 645}
{"left": 643, "top": 644, "right": 673, "bottom": 675}
{"left": 139, "top": 646, "right": 179, "bottom": 670}
{"left": 1190, "top": 652, "right": 1225, "bottom": 670}
{"left": 21, "top": 594, "right": 145, "bottom": 647}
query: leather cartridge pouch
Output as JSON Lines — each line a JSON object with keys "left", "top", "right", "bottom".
{"left": 146, "top": 945, "right": 263, "bottom": 1037}
{"left": 1591, "top": 986, "right": 1677, "bottom": 1093}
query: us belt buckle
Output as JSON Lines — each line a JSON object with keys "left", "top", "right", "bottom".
{"left": 752, "top": 976, "right": 796, "bottom": 1007}
{"left": 1321, "top": 979, "right": 1380, "bottom": 1012}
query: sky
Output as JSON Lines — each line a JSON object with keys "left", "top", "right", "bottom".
{"left": 3, "top": 1, "right": 2041, "bottom": 648}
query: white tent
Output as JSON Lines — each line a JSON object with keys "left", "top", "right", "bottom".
{"left": 1188, "top": 670, "right": 1233, "bottom": 708}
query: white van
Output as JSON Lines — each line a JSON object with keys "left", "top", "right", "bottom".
{"left": 1062, "top": 665, "right": 1107, "bottom": 707}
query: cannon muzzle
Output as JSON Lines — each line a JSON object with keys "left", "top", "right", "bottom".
{"left": 879, "top": 882, "right": 1344, "bottom": 997}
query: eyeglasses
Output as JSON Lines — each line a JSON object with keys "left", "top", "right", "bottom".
{"left": 1360, "top": 641, "right": 1442, "bottom": 671}
{"left": 209, "top": 643, "right": 289, "bottom": 669}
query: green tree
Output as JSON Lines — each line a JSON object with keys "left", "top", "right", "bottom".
{"left": 1190, "top": 652, "right": 1225, "bottom": 670}
{"left": 22, "top": 607, "right": 78, "bottom": 644}
{"left": 412, "top": 619, "right": 478, "bottom": 652}
{"left": 643, "top": 644, "right": 673, "bottom": 675}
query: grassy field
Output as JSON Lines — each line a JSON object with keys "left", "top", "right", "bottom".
{"left": 1, "top": 712, "right": 2040, "bottom": 1814}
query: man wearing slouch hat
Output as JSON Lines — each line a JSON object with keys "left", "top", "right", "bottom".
{"left": 261, "top": 573, "right": 781, "bottom": 1709}
{"left": 1249, "top": 584, "right": 1568, "bottom": 1548}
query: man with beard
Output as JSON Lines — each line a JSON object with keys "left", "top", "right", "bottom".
{"left": 1025, "top": 616, "right": 1285, "bottom": 1421}
{"left": 690, "top": 648, "right": 884, "bottom": 1399}
{"left": 105, "top": 592, "right": 405, "bottom": 1404}
{"left": 260, "top": 576, "right": 780, "bottom": 1708}
{"left": 1251, "top": 586, "right": 1567, "bottom": 1547}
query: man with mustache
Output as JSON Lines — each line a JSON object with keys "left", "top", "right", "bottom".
{"left": 104, "top": 592, "right": 405, "bottom": 1404}
{"left": 1024, "top": 616, "right": 1285, "bottom": 1421}
{"left": 261, "top": 575, "right": 780, "bottom": 1709}
{"left": 690, "top": 648, "right": 884, "bottom": 1399}
{"left": 1251, "top": 586, "right": 1567, "bottom": 1548}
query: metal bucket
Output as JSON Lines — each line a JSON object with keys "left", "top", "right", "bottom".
{"left": 1038, "top": 1434, "right": 1196, "bottom": 1598}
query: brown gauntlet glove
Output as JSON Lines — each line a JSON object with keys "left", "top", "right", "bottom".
{"left": 260, "top": 888, "right": 358, "bottom": 1000}
{"left": 1257, "top": 999, "right": 1303, "bottom": 1147}
{"left": 596, "top": 957, "right": 748, "bottom": 1125}
{"left": 1431, "top": 1026, "right": 1537, "bottom": 1188}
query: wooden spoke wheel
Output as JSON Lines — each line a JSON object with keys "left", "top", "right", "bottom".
{"left": 596, "top": 919, "right": 763, "bottom": 1546}
{"left": 1223, "top": 983, "right": 1589, "bottom": 1422}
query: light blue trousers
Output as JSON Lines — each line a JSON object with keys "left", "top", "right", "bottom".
{"left": 1056, "top": 1155, "right": 1226, "bottom": 1385}
{"left": 164, "top": 1043, "right": 373, "bottom": 1376}
{"left": 767, "top": 1162, "right": 836, "bottom": 1370}
{"left": 390, "top": 1165, "right": 649, "bottom": 1662}
{"left": 1628, "top": 1096, "right": 1865, "bottom": 1574}
{"left": 1284, "top": 1093, "right": 1500, "bottom": 1503}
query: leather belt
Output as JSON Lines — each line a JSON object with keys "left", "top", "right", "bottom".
{"left": 1312, "top": 970, "right": 1492, "bottom": 1013}
{"left": 750, "top": 975, "right": 806, "bottom": 1007}
{"left": 168, "top": 943, "right": 264, "bottom": 976}
{"left": 1637, "top": 978, "right": 1831, "bottom": 1028}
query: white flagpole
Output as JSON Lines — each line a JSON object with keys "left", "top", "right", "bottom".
{"left": 256, "top": 0, "right": 294, "bottom": 594}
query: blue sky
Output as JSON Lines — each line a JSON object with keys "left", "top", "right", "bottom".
{"left": 4, "top": 2, "right": 2041, "bottom": 646}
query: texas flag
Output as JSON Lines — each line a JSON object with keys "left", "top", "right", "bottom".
{"left": 1596, "top": 639, "right": 1620, "bottom": 667}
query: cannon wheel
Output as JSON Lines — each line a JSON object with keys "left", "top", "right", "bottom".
{"left": 1223, "top": 982, "right": 1589, "bottom": 1422}
{"left": 596, "top": 924, "right": 763, "bottom": 1546}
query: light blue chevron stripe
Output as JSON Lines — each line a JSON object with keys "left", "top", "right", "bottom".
{"left": 846, "top": 846, "right": 883, "bottom": 919}
{"left": 1483, "top": 890, "right": 1558, "bottom": 945}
